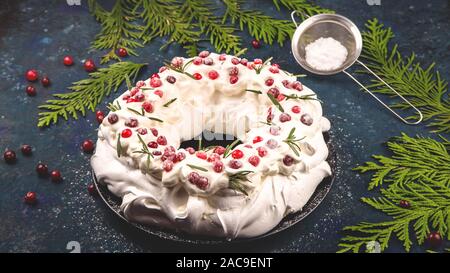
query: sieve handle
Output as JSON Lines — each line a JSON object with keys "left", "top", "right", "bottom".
{"left": 343, "top": 60, "right": 423, "bottom": 125}
{"left": 290, "top": 10, "right": 310, "bottom": 27}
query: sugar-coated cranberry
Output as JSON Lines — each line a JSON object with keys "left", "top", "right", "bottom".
{"left": 257, "top": 146, "right": 268, "bottom": 157}
{"left": 152, "top": 150, "right": 162, "bottom": 156}
{"left": 277, "top": 93, "right": 285, "bottom": 101}
{"left": 156, "top": 135, "right": 167, "bottom": 145}
{"left": 213, "top": 161, "right": 224, "bottom": 173}
{"left": 147, "top": 141, "right": 158, "bottom": 149}
{"left": 21, "top": 145, "right": 33, "bottom": 156}
{"left": 196, "top": 151, "right": 207, "bottom": 160}
{"left": 229, "top": 160, "right": 243, "bottom": 169}
{"left": 117, "top": 48, "right": 128, "bottom": 57}
{"left": 150, "top": 128, "right": 158, "bottom": 137}
{"left": 203, "top": 57, "right": 214, "bottom": 65}
{"left": 198, "top": 50, "right": 210, "bottom": 58}
{"left": 248, "top": 155, "right": 260, "bottom": 167}
{"left": 137, "top": 128, "right": 147, "bottom": 135}
{"left": 193, "top": 57, "right": 203, "bottom": 65}
{"left": 213, "top": 146, "right": 226, "bottom": 155}
{"left": 25, "top": 69, "right": 38, "bottom": 82}
{"left": 231, "top": 149, "right": 244, "bottom": 159}
{"left": 269, "top": 126, "right": 280, "bottom": 136}
{"left": 50, "top": 170, "right": 62, "bottom": 183}
{"left": 300, "top": 113, "right": 313, "bottom": 126}
{"left": 171, "top": 57, "right": 184, "bottom": 68}
{"left": 291, "top": 81, "right": 303, "bottom": 91}
{"left": 219, "top": 54, "right": 227, "bottom": 61}
{"left": 196, "top": 176, "right": 209, "bottom": 190}
{"left": 208, "top": 70, "right": 219, "bottom": 80}
{"left": 251, "top": 40, "right": 261, "bottom": 48}
{"left": 266, "top": 139, "right": 278, "bottom": 149}
{"left": 187, "top": 172, "right": 200, "bottom": 183}
{"left": 267, "top": 87, "right": 280, "bottom": 98}
{"left": 283, "top": 155, "right": 295, "bottom": 166}
{"left": 84, "top": 59, "right": 96, "bottom": 72}
{"left": 186, "top": 147, "right": 196, "bottom": 154}
{"left": 150, "top": 77, "right": 162, "bottom": 88}
{"left": 121, "top": 129, "right": 132, "bottom": 138}
{"left": 159, "top": 66, "right": 167, "bottom": 73}
{"left": 96, "top": 114, "right": 104, "bottom": 124}
{"left": 63, "top": 55, "right": 74, "bottom": 66}
{"left": 142, "top": 101, "right": 154, "bottom": 113}
{"left": 176, "top": 152, "right": 186, "bottom": 162}
{"left": 26, "top": 85, "right": 37, "bottom": 96}
{"left": 279, "top": 113, "right": 291, "bottom": 123}
{"left": 240, "top": 58, "right": 248, "bottom": 66}
{"left": 231, "top": 57, "right": 240, "bottom": 65}
{"left": 162, "top": 146, "right": 176, "bottom": 162}
{"left": 166, "top": 75, "right": 176, "bottom": 84}
{"left": 151, "top": 73, "right": 160, "bottom": 79}
{"left": 125, "top": 118, "right": 138, "bottom": 128}
{"left": 163, "top": 160, "right": 174, "bottom": 172}
{"left": 36, "top": 163, "right": 49, "bottom": 177}
{"left": 253, "top": 58, "right": 262, "bottom": 65}
{"left": 154, "top": 90, "right": 163, "bottom": 98}
{"left": 134, "top": 93, "right": 145, "bottom": 102}
{"left": 108, "top": 113, "right": 119, "bottom": 124}
{"left": 229, "top": 67, "right": 239, "bottom": 76}
{"left": 253, "top": 136, "right": 263, "bottom": 144}
{"left": 265, "top": 78, "right": 274, "bottom": 86}
{"left": 426, "top": 232, "right": 442, "bottom": 249}
{"left": 229, "top": 76, "right": 239, "bottom": 84}
{"left": 136, "top": 81, "right": 146, "bottom": 88}
{"left": 81, "top": 139, "right": 95, "bottom": 153}
{"left": 193, "top": 73, "right": 202, "bottom": 80}
{"left": 207, "top": 153, "right": 221, "bottom": 162}
{"left": 292, "top": 105, "right": 301, "bottom": 114}
{"left": 24, "top": 191, "right": 37, "bottom": 204}
{"left": 282, "top": 80, "right": 290, "bottom": 88}
{"left": 269, "top": 66, "right": 279, "bottom": 73}
{"left": 3, "top": 150, "right": 16, "bottom": 164}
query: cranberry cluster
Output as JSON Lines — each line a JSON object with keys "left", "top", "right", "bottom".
{"left": 187, "top": 172, "right": 209, "bottom": 190}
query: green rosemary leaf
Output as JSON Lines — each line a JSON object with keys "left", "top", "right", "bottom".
{"left": 148, "top": 117, "right": 164, "bottom": 123}
{"left": 228, "top": 170, "right": 254, "bottom": 195}
{"left": 223, "top": 139, "right": 240, "bottom": 158}
{"left": 187, "top": 164, "right": 208, "bottom": 172}
{"left": 283, "top": 93, "right": 322, "bottom": 103}
{"left": 136, "top": 134, "right": 148, "bottom": 152}
{"left": 127, "top": 107, "right": 144, "bottom": 116}
{"left": 163, "top": 98, "right": 177, "bottom": 107}
{"left": 267, "top": 93, "right": 284, "bottom": 112}
{"left": 245, "top": 89, "right": 262, "bottom": 94}
{"left": 116, "top": 134, "right": 122, "bottom": 158}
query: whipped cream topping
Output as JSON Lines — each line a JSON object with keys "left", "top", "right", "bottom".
{"left": 91, "top": 52, "right": 331, "bottom": 239}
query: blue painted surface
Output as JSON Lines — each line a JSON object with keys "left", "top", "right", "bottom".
{"left": 0, "top": 0, "right": 448, "bottom": 252}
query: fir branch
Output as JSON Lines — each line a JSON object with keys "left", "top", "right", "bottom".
{"left": 88, "top": 0, "right": 143, "bottom": 64}
{"left": 37, "top": 61, "right": 146, "bottom": 127}
{"left": 222, "top": 0, "right": 293, "bottom": 45}
{"left": 228, "top": 170, "right": 254, "bottom": 195}
{"left": 354, "top": 133, "right": 450, "bottom": 190}
{"left": 272, "top": 0, "right": 334, "bottom": 20}
{"left": 359, "top": 19, "right": 450, "bottom": 133}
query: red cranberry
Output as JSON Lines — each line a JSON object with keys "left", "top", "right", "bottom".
{"left": 136, "top": 81, "right": 145, "bottom": 88}
{"left": 3, "top": 150, "right": 16, "bottom": 164}
{"left": 152, "top": 150, "right": 162, "bottom": 156}
{"left": 176, "top": 152, "right": 186, "bottom": 162}
{"left": 117, "top": 48, "right": 128, "bottom": 57}
{"left": 229, "top": 160, "right": 243, "bottom": 169}
{"left": 196, "top": 151, "right": 207, "bottom": 160}
{"left": 269, "top": 66, "right": 279, "bottom": 73}
{"left": 248, "top": 155, "right": 260, "bottom": 167}
{"left": 108, "top": 113, "right": 119, "bottom": 124}
{"left": 229, "top": 67, "right": 239, "bottom": 76}
{"left": 137, "top": 128, "right": 147, "bottom": 135}
{"left": 253, "top": 136, "right": 263, "bottom": 144}
{"left": 87, "top": 184, "right": 97, "bottom": 196}
{"left": 171, "top": 57, "right": 183, "bottom": 68}
{"left": 25, "top": 69, "right": 38, "bottom": 82}
{"left": 159, "top": 66, "right": 167, "bottom": 73}
{"left": 208, "top": 70, "right": 219, "bottom": 80}
{"left": 207, "top": 153, "right": 221, "bottom": 162}
{"left": 36, "top": 163, "right": 49, "bottom": 177}
{"left": 151, "top": 73, "right": 160, "bottom": 79}
{"left": 193, "top": 73, "right": 202, "bottom": 80}
{"left": 41, "top": 76, "right": 51, "bottom": 87}
{"left": 399, "top": 200, "right": 411, "bottom": 208}
{"left": 50, "top": 170, "right": 62, "bottom": 183}
{"left": 24, "top": 191, "right": 37, "bottom": 204}
{"left": 193, "top": 57, "right": 203, "bottom": 65}
{"left": 157, "top": 136, "right": 167, "bottom": 145}
{"left": 257, "top": 146, "right": 268, "bottom": 157}
{"left": 81, "top": 139, "right": 95, "bottom": 153}
{"left": 267, "top": 107, "right": 274, "bottom": 123}
{"left": 125, "top": 118, "right": 138, "bottom": 128}
{"left": 150, "top": 77, "right": 162, "bottom": 88}
{"left": 213, "top": 161, "right": 224, "bottom": 172}
{"left": 63, "top": 55, "right": 74, "bottom": 66}
{"left": 231, "top": 58, "right": 240, "bottom": 65}
{"left": 291, "top": 81, "right": 303, "bottom": 91}
{"left": 147, "top": 141, "right": 158, "bottom": 149}
{"left": 240, "top": 58, "right": 248, "bottom": 66}
{"left": 253, "top": 58, "right": 262, "bottom": 65}
{"left": 203, "top": 57, "right": 214, "bottom": 65}
{"left": 292, "top": 105, "right": 301, "bottom": 114}
{"left": 231, "top": 149, "right": 244, "bottom": 159}
{"left": 134, "top": 93, "right": 145, "bottom": 102}
{"left": 121, "top": 129, "right": 132, "bottom": 138}
{"left": 95, "top": 110, "right": 104, "bottom": 117}
{"left": 229, "top": 76, "right": 238, "bottom": 84}
{"left": 154, "top": 90, "right": 163, "bottom": 97}
{"left": 279, "top": 113, "right": 291, "bottom": 123}
{"left": 265, "top": 78, "right": 274, "bottom": 86}
{"left": 142, "top": 101, "right": 154, "bottom": 113}
{"left": 267, "top": 87, "right": 280, "bottom": 98}
{"left": 244, "top": 144, "right": 252, "bottom": 148}
{"left": 84, "top": 59, "right": 96, "bottom": 72}
{"left": 282, "top": 80, "right": 290, "bottom": 88}
{"left": 122, "top": 94, "right": 130, "bottom": 100}
{"left": 25, "top": 85, "right": 37, "bottom": 96}
{"left": 283, "top": 155, "right": 294, "bottom": 166}
{"left": 426, "top": 232, "right": 442, "bottom": 249}
{"left": 21, "top": 145, "right": 33, "bottom": 156}
{"left": 198, "top": 50, "right": 210, "bottom": 58}
{"left": 163, "top": 160, "right": 174, "bottom": 172}
{"left": 213, "top": 146, "right": 226, "bottom": 155}
{"left": 186, "top": 147, "right": 195, "bottom": 154}
{"left": 251, "top": 40, "right": 261, "bottom": 48}
{"left": 266, "top": 139, "right": 278, "bottom": 149}
{"left": 300, "top": 113, "right": 313, "bottom": 126}
{"left": 196, "top": 176, "right": 209, "bottom": 190}
{"left": 96, "top": 115, "right": 104, "bottom": 124}
{"left": 219, "top": 54, "right": 227, "bottom": 61}
{"left": 150, "top": 128, "right": 158, "bottom": 136}
{"left": 166, "top": 76, "right": 176, "bottom": 84}
{"left": 187, "top": 172, "right": 200, "bottom": 183}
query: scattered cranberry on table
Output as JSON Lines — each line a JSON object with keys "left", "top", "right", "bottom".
{"left": 83, "top": 59, "right": 96, "bottom": 72}
{"left": 25, "top": 69, "right": 39, "bottom": 82}
{"left": 36, "top": 162, "right": 49, "bottom": 177}
{"left": 251, "top": 40, "right": 261, "bottom": 49}
{"left": 25, "top": 85, "right": 37, "bottom": 96}
{"left": 50, "top": 170, "right": 62, "bottom": 183}
{"left": 117, "top": 47, "right": 128, "bottom": 57}
{"left": 21, "top": 144, "right": 33, "bottom": 156}
{"left": 81, "top": 139, "right": 95, "bottom": 153}
{"left": 87, "top": 183, "right": 98, "bottom": 196}
{"left": 24, "top": 191, "right": 37, "bottom": 205}
{"left": 426, "top": 231, "right": 442, "bottom": 249}
{"left": 41, "top": 76, "right": 51, "bottom": 87}
{"left": 399, "top": 200, "right": 410, "bottom": 209}
{"left": 63, "top": 55, "right": 74, "bottom": 66}
{"left": 3, "top": 150, "right": 17, "bottom": 164}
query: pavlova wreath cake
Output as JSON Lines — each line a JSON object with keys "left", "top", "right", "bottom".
{"left": 91, "top": 51, "right": 331, "bottom": 239}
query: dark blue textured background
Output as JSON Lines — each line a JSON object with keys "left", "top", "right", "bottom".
{"left": 0, "top": 0, "right": 448, "bottom": 253}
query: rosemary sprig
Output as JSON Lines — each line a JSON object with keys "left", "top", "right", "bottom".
{"left": 223, "top": 139, "right": 240, "bottom": 158}
{"left": 148, "top": 117, "right": 164, "bottom": 123}
{"left": 254, "top": 57, "right": 273, "bottom": 74}
{"left": 116, "top": 134, "right": 122, "bottom": 158}
{"left": 245, "top": 89, "right": 262, "bottom": 94}
{"left": 283, "top": 93, "right": 322, "bottom": 103}
{"left": 107, "top": 100, "right": 122, "bottom": 112}
{"left": 163, "top": 98, "right": 177, "bottom": 107}
{"left": 38, "top": 61, "right": 146, "bottom": 127}
{"left": 228, "top": 170, "right": 254, "bottom": 195}
{"left": 187, "top": 164, "right": 208, "bottom": 172}
{"left": 164, "top": 61, "right": 196, "bottom": 79}
{"left": 267, "top": 93, "right": 284, "bottom": 113}
{"left": 127, "top": 107, "right": 145, "bottom": 116}
{"left": 132, "top": 134, "right": 154, "bottom": 169}
{"left": 283, "top": 127, "right": 305, "bottom": 156}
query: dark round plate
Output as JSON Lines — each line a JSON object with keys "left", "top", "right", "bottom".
{"left": 92, "top": 133, "right": 336, "bottom": 244}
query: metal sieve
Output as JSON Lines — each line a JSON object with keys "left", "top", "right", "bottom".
{"left": 290, "top": 12, "right": 423, "bottom": 125}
